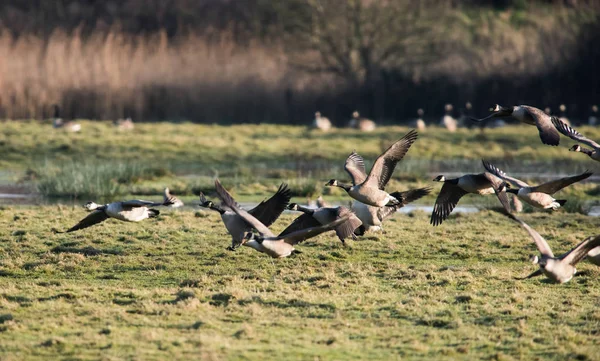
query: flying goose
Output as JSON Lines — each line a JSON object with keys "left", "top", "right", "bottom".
{"left": 326, "top": 129, "right": 424, "bottom": 208}
{"left": 199, "top": 183, "right": 291, "bottom": 248}
{"left": 213, "top": 179, "right": 348, "bottom": 258}
{"left": 505, "top": 212, "right": 600, "bottom": 283}
{"left": 51, "top": 105, "right": 81, "bottom": 132}
{"left": 430, "top": 172, "right": 510, "bottom": 226}
{"left": 64, "top": 199, "right": 173, "bottom": 232}
{"left": 313, "top": 112, "right": 332, "bottom": 131}
{"left": 279, "top": 203, "right": 362, "bottom": 245}
{"left": 482, "top": 160, "right": 592, "bottom": 210}
{"left": 472, "top": 104, "right": 560, "bottom": 146}
{"left": 164, "top": 187, "right": 184, "bottom": 208}
{"left": 349, "top": 111, "right": 376, "bottom": 132}
{"left": 551, "top": 118, "right": 600, "bottom": 161}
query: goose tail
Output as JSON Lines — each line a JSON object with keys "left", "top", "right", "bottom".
{"left": 390, "top": 187, "right": 432, "bottom": 206}
{"left": 148, "top": 209, "right": 160, "bottom": 218}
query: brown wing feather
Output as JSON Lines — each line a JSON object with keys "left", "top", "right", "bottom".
{"left": 280, "top": 215, "right": 350, "bottom": 245}
{"left": 552, "top": 117, "right": 600, "bottom": 148}
{"left": 248, "top": 183, "right": 291, "bottom": 227}
{"left": 482, "top": 172, "right": 512, "bottom": 214}
{"left": 277, "top": 213, "right": 322, "bottom": 238}
{"left": 333, "top": 207, "right": 362, "bottom": 242}
{"left": 523, "top": 107, "right": 560, "bottom": 146}
{"left": 66, "top": 210, "right": 109, "bottom": 232}
{"left": 562, "top": 235, "right": 600, "bottom": 266}
{"left": 430, "top": 183, "right": 468, "bottom": 226}
{"left": 365, "top": 130, "right": 418, "bottom": 190}
{"left": 344, "top": 151, "right": 368, "bottom": 185}
{"left": 531, "top": 172, "right": 592, "bottom": 194}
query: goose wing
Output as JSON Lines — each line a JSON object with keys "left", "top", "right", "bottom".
{"left": 121, "top": 200, "right": 169, "bottom": 209}
{"left": 344, "top": 151, "right": 368, "bottom": 185}
{"left": 505, "top": 213, "right": 554, "bottom": 258}
{"left": 333, "top": 207, "right": 363, "bottom": 241}
{"left": 430, "top": 182, "right": 468, "bottom": 226}
{"left": 248, "top": 183, "right": 292, "bottom": 227}
{"left": 481, "top": 160, "right": 530, "bottom": 188}
{"left": 280, "top": 215, "right": 350, "bottom": 245}
{"left": 531, "top": 171, "right": 592, "bottom": 194}
{"left": 277, "top": 213, "right": 321, "bottom": 238}
{"left": 561, "top": 235, "right": 600, "bottom": 266}
{"left": 515, "top": 269, "right": 544, "bottom": 280}
{"left": 523, "top": 107, "right": 560, "bottom": 146}
{"left": 214, "top": 179, "right": 275, "bottom": 237}
{"left": 552, "top": 117, "right": 600, "bottom": 149}
{"left": 364, "top": 130, "right": 418, "bottom": 190}
{"left": 66, "top": 210, "right": 109, "bottom": 232}
{"left": 482, "top": 172, "right": 512, "bottom": 214}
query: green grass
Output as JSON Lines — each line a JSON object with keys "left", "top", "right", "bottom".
{"left": 0, "top": 206, "right": 598, "bottom": 360}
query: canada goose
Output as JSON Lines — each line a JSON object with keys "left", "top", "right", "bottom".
{"left": 458, "top": 102, "right": 472, "bottom": 128}
{"left": 472, "top": 104, "right": 561, "bottom": 146}
{"left": 52, "top": 105, "right": 81, "bottom": 132}
{"left": 505, "top": 212, "right": 600, "bottom": 283}
{"left": 199, "top": 183, "right": 291, "bottom": 248}
{"left": 325, "top": 130, "right": 426, "bottom": 208}
{"left": 551, "top": 118, "right": 600, "bottom": 161}
{"left": 316, "top": 196, "right": 329, "bottom": 208}
{"left": 64, "top": 199, "right": 173, "bottom": 232}
{"left": 440, "top": 104, "right": 457, "bottom": 132}
{"left": 313, "top": 112, "right": 332, "bottom": 131}
{"left": 415, "top": 108, "right": 426, "bottom": 131}
{"left": 349, "top": 111, "right": 376, "bottom": 131}
{"left": 351, "top": 187, "right": 431, "bottom": 234}
{"left": 164, "top": 187, "right": 184, "bottom": 208}
{"left": 558, "top": 104, "right": 570, "bottom": 126}
{"left": 114, "top": 117, "right": 134, "bottom": 130}
{"left": 280, "top": 203, "right": 362, "bottom": 245}
{"left": 482, "top": 160, "right": 592, "bottom": 210}
{"left": 588, "top": 105, "right": 598, "bottom": 126}
{"left": 213, "top": 179, "right": 348, "bottom": 258}
{"left": 430, "top": 172, "right": 510, "bottom": 226}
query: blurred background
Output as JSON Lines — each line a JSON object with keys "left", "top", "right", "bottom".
{"left": 1, "top": 0, "right": 599, "bottom": 124}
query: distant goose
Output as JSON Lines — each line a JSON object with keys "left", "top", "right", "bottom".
{"left": 351, "top": 186, "right": 431, "bottom": 234}
{"left": 164, "top": 187, "right": 184, "bottom": 208}
{"left": 440, "top": 104, "right": 457, "bottom": 132}
{"left": 589, "top": 105, "right": 598, "bottom": 126}
{"left": 52, "top": 105, "right": 81, "bottom": 132}
{"left": 505, "top": 212, "right": 600, "bottom": 283}
{"left": 316, "top": 196, "right": 329, "bottom": 208}
{"left": 114, "top": 117, "right": 134, "bottom": 130}
{"left": 313, "top": 112, "right": 332, "bottom": 131}
{"left": 471, "top": 104, "right": 561, "bottom": 146}
{"left": 65, "top": 199, "right": 173, "bottom": 232}
{"left": 482, "top": 160, "right": 592, "bottom": 210}
{"left": 326, "top": 130, "right": 428, "bottom": 208}
{"left": 199, "top": 183, "right": 291, "bottom": 248}
{"left": 213, "top": 180, "right": 348, "bottom": 258}
{"left": 558, "top": 104, "right": 570, "bottom": 126}
{"left": 552, "top": 117, "right": 600, "bottom": 161}
{"left": 415, "top": 108, "right": 426, "bottom": 131}
{"left": 430, "top": 172, "right": 510, "bottom": 226}
{"left": 349, "top": 111, "right": 376, "bottom": 132}
{"left": 280, "top": 203, "right": 362, "bottom": 245}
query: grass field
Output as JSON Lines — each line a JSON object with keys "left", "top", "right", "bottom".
{"left": 1, "top": 121, "right": 600, "bottom": 359}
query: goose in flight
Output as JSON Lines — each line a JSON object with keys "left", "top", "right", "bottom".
{"left": 552, "top": 117, "right": 600, "bottom": 162}
{"left": 64, "top": 199, "right": 173, "bottom": 232}
{"left": 280, "top": 203, "right": 362, "bottom": 245}
{"left": 213, "top": 179, "right": 348, "bottom": 258}
{"left": 482, "top": 160, "right": 591, "bottom": 210}
{"left": 472, "top": 104, "right": 560, "bottom": 146}
{"left": 199, "top": 183, "right": 291, "bottom": 249}
{"left": 430, "top": 172, "right": 510, "bottom": 226}
{"left": 505, "top": 212, "right": 600, "bottom": 283}
{"left": 326, "top": 130, "right": 428, "bottom": 208}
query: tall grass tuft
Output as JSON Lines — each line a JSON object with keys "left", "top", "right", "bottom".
{"left": 34, "top": 160, "right": 164, "bottom": 199}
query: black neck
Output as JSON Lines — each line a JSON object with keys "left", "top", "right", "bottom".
{"left": 506, "top": 189, "right": 519, "bottom": 195}
{"left": 582, "top": 148, "right": 594, "bottom": 156}
{"left": 296, "top": 205, "right": 315, "bottom": 214}
{"left": 446, "top": 178, "right": 459, "bottom": 185}
{"left": 204, "top": 204, "right": 225, "bottom": 215}
{"left": 335, "top": 182, "right": 352, "bottom": 191}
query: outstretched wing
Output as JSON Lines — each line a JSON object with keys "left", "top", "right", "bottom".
{"left": 482, "top": 172, "right": 512, "bottom": 214}
{"left": 552, "top": 117, "right": 600, "bottom": 149}
{"left": 344, "top": 151, "right": 368, "bottom": 186}
{"left": 333, "top": 207, "right": 362, "bottom": 241}
{"left": 66, "top": 210, "right": 109, "bottom": 232}
{"left": 481, "top": 160, "right": 530, "bottom": 188}
{"left": 280, "top": 215, "right": 350, "bottom": 245}
{"left": 430, "top": 183, "right": 468, "bottom": 226}
{"left": 561, "top": 235, "right": 600, "bottom": 266}
{"left": 522, "top": 107, "right": 560, "bottom": 146}
{"left": 504, "top": 212, "right": 554, "bottom": 258}
{"left": 531, "top": 171, "right": 592, "bottom": 194}
{"left": 365, "top": 130, "right": 418, "bottom": 190}
{"left": 121, "top": 200, "right": 166, "bottom": 210}
{"left": 278, "top": 213, "right": 321, "bottom": 238}
{"left": 248, "top": 183, "right": 291, "bottom": 227}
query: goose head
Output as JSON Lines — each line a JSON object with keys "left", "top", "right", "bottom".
{"left": 288, "top": 203, "right": 299, "bottom": 211}
{"left": 417, "top": 108, "right": 424, "bottom": 117}
{"left": 559, "top": 104, "right": 566, "bottom": 113}
{"left": 325, "top": 179, "right": 338, "bottom": 187}
{"left": 544, "top": 107, "right": 551, "bottom": 115}
{"left": 465, "top": 102, "right": 472, "bottom": 110}
{"left": 444, "top": 104, "right": 453, "bottom": 112}
{"left": 84, "top": 201, "right": 100, "bottom": 211}
{"left": 352, "top": 111, "right": 360, "bottom": 119}
{"left": 198, "top": 193, "right": 213, "bottom": 208}
{"left": 432, "top": 175, "right": 446, "bottom": 182}
{"left": 592, "top": 105, "right": 598, "bottom": 113}
{"left": 315, "top": 111, "right": 321, "bottom": 118}
{"left": 569, "top": 145, "right": 582, "bottom": 152}
{"left": 489, "top": 104, "right": 513, "bottom": 116}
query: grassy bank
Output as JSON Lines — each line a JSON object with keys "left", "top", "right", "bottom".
{"left": 0, "top": 206, "right": 598, "bottom": 360}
